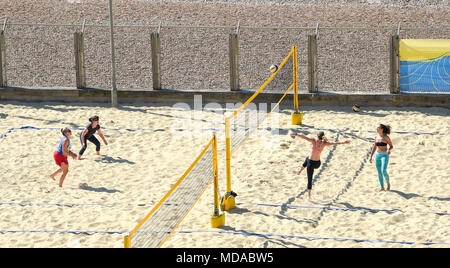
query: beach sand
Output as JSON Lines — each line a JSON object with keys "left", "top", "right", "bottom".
{"left": 0, "top": 100, "right": 448, "bottom": 248}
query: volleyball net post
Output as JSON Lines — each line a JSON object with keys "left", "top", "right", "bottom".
{"left": 210, "top": 133, "right": 225, "bottom": 227}
{"left": 222, "top": 45, "right": 302, "bottom": 211}
{"left": 291, "top": 45, "right": 303, "bottom": 125}
{"left": 222, "top": 117, "right": 237, "bottom": 211}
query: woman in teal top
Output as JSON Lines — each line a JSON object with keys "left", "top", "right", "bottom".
{"left": 370, "top": 124, "right": 394, "bottom": 191}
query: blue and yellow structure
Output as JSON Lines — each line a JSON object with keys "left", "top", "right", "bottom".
{"left": 400, "top": 39, "right": 450, "bottom": 92}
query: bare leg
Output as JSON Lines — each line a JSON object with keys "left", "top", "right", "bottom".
{"left": 387, "top": 183, "right": 391, "bottom": 191}
{"left": 50, "top": 168, "right": 62, "bottom": 181}
{"left": 308, "top": 189, "right": 311, "bottom": 200}
{"left": 59, "top": 163, "right": 69, "bottom": 187}
{"left": 96, "top": 151, "right": 100, "bottom": 156}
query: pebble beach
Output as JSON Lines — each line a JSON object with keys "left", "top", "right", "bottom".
{"left": 1, "top": 0, "right": 448, "bottom": 91}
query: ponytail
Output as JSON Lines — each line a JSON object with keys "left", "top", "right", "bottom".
{"left": 318, "top": 131, "right": 328, "bottom": 143}
{"left": 380, "top": 124, "right": 391, "bottom": 135}
{"left": 89, "top": 115, "right": 99, "bottom": 122}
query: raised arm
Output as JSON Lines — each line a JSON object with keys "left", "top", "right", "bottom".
{"left": 291, "top": 133, "right": 314, "bottom": 143}
{"left": 324, "top": 140, "right": 350, "bottom": 146}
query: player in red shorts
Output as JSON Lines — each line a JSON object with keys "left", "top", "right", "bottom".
{"left": 50, "top": 128, "right": 77, "bottom": 187}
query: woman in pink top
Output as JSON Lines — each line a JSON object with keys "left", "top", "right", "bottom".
{"left": 291, "top": 131, "right": 350, "bottom": 199}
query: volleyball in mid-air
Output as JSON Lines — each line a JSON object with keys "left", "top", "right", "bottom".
{"left": 269, "top": 64, "right": 278, "bottom": 73}
{"left": 352, "top": 104, "right": 361, "bottom": 112}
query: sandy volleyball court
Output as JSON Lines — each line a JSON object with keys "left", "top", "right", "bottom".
{"left": 0, "top": 100, "right": 448, "bottom": 248}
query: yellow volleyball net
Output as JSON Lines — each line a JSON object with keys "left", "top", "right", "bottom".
{"left": 124, "top": 134, "right": 224, "bottom": 248}
{"left": 222, "top": 45, "right": 302, "bottom": 210}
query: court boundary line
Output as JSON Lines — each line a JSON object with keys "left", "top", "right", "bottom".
{"left": 0, "top": 229, "right": 447, "bottom": 246}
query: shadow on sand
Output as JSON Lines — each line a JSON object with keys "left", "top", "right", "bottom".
{"left": 94, "top": 155, "right": 135, "bottom": 165}
{"left": 79, "top": 185, "right": 120, "bottom": 194}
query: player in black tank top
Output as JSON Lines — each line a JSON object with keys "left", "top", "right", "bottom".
{"left": 78, "top": 116, "right": 108, "bottom": 160}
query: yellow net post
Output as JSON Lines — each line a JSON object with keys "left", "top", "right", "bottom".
{"left": 211, "top": 133, "right": 225, "bottom": 227}
{"left": 293, "top": 45, "right": 298, "bottom": 111}
{"left": 291, "top": 45, "right": 303, "bottom": 125}
{"left": 124, "top": 236, "right": 131, "bottom": 248}
{"left": 222, "top": 117, "right": 236, "bottom": 211}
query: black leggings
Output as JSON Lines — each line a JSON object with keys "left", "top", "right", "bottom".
{"left": 79, "top": 135, "right": 100, "bottom": 156}
{"left": 302, "top": 157, "right": 321, "bottom": 190}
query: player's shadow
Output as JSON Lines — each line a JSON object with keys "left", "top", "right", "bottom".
{"left": 94, "top": 155, "right": 135, "bottom": 165}
{"left": 0, "top": 113, "right": 7, "bottom": 119}
{"left": 390, "top": 190, "right": 450, "bottom": 202}
{"left": 389, "top": 190, "right": 422, "bottom": 200}
{"left": 79, "top": 186, "right": 120, "bottom": 193}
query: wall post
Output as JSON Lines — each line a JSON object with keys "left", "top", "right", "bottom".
{"left": 0, "top": 30, "right": 7, "bottom": 87}
{"left": 307, "top": 34, "right": 318, "bottom": 93}
{"left": 74, "top": 31, "right": 86, "bottom": 89}
{"left": 229, "top": 33, "right": 239, "bottom": 91}
{"left": 151, "top": 32, "right": 161, "bottom": 90}
{"left": 389, "top": 34, "right": 400, "bottom": 94}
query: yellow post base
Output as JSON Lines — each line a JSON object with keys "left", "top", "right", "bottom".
{"left": 222, "top": 195, "right": 236, "bottom": 211}
{"left": 124, "top": 236, "right": 131, "bottom": 248}
{"left": 210, "top": 213, "right": 225, "bottom": 228}
{"left": 291, "top": 111, "right": 303, "bottom": 125}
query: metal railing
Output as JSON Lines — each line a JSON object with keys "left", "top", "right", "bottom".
{"left": 3, "top": 19, "right": 450, "bottom": 31}
{"left": 1, "top": 18, "right": 449, "bottom": 93}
